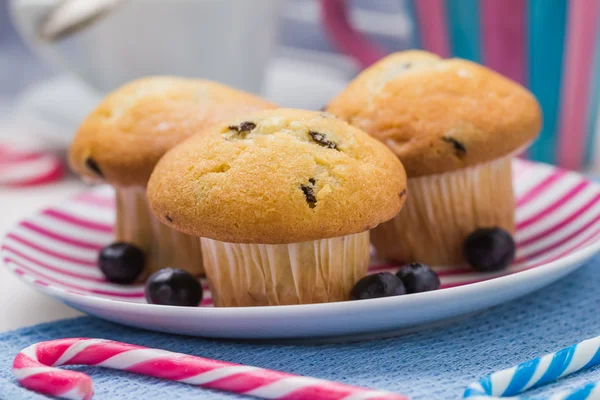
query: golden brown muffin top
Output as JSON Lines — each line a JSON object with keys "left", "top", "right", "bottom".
{"left": 147, "top": 108, "right": 407, "bottom": 244}
{"left": 326, "top": 51, "right": 542, "bottom": 177}
{"left": 68, "top": 77, "right": 276, "bottom": 187}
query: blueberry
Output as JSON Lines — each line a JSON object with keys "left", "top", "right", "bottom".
{"left": 464, "top": 227, "right": 516, "bottom": 272}
{"left": 396, "top": 263, "right": 440, "bottom": 293}
{"left": 98, "top": 242, "right": 145, "bottom": 284}
{"left": 350, "top": 272, "right": 406, "bottom": 300}
{"left": 145, "top": 268, "right": 202, "bottom": 307}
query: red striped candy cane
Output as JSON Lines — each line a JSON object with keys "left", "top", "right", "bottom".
{"left": 13, "top": 338, "right": 408, "bottom": 400}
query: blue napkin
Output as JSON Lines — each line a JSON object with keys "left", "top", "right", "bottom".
{"left": 3, "top": 257, "right": 600, "bottom": 400}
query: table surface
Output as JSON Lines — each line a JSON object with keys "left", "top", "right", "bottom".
{"left": 0, "top": 179, "right": 85, "bottom": 332}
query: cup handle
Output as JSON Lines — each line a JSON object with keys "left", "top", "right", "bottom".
{"left": 319, "top": 0, "right": 386, "bottom": 68}
{"left": 9, "top": 0, "right": 77, "bottom": 76}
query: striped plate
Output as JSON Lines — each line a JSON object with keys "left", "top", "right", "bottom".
{"left": 2, "top": 159, "right": 600, "bottom": 339}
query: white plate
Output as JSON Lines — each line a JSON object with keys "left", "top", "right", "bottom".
{"left": 2, "top": 160, "right": 600, "bottom": 339}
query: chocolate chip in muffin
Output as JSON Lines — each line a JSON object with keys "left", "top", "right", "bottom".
{"left": 309, "top": 131, "right": 338, "bottom": 150}
{"left": 165, "top": 214, "right": 173, "bottom": 223}
{"left": 228, "top": 121, "right": 256, "bottom": 137}
{"left": 239, "top": 121, "right": 256, "bottom": 132}
{"left": 442, "top": 137, "right": 466, "bottom": 158}
{"left": 85, "top": 157, "right": 103, "bottom": 178}
{"left": 399, "top": 189, "right": 407, "bottom": 199}
{"left": 300, "top": 179, "right": 317, "bottom": 209}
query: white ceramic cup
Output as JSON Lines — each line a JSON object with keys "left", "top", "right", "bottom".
{"left": 10, "top": 0, "right": 281, "bottom": 94}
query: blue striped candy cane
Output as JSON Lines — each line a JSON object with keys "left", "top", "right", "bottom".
{"left": 464, "top": 336, "right": 600, "bottom": 399}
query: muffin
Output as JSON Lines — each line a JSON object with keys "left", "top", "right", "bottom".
{"left": 326, "top": 51, "right": 541, "bottom": 266}
{"left": 147, "top": 109, "right": 407, "bottom": 306}
{"left": 69, "top": 77, "right": 275, "bottom": 278}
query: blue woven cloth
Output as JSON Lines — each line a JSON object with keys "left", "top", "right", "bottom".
{"left": 3, "top": 259, "right": 600, "bottom": 400}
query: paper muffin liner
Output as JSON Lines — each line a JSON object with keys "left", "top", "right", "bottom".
{"left": 371, "top": 157, "right": 515, "bottom": 266}
{"left": 115, "top": 187, "right": 203, "bottom": 279}
{"left": 200, "top": 231, "right": 371, "bottom": 307}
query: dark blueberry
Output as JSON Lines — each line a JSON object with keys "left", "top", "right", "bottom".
{"left": 399, "top": 188, "right": 407, "bottom": 200}
{"left": 441, "top": 136, "right": 466, "bottom": 157}
{"left": 164, "top": 214, "right": 173, "bottom": 223}
{"left": 239, "top": 121, "right": 256, "bottom": 132}
{"left": 98, "top": 242, "right": 145, "bottom": 284}
{"left": 464, "top": 227, "right": 516, "bottom": 272}
{"left": 351, "top": 272, "right": 406, "bottom": 300}
{"left": 145, "top": 268, "right": 203, "bottom": 307}
{"left": 85, "top": 157, "right": 103, "bottom": 178}
{"left": 396, "top": 263, "right": 440, "bottom": 293}
{"left": 228, "top": 121, "right": 256, "bottom": 137}
{"left": 309, "top": 131, "right": 338, "bottom": 150}
{"left": 300, "top": 179, "right": 317, "bottom": 208}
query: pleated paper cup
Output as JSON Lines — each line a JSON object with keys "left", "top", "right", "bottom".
{"left": 200, "top": 231, "right": 371, "bottom": 307}
{"left": 371, "top": 157, "right": 514, "bottom": 266}
{"left": 115, "top": 187, "right": 204, "bottom": 278}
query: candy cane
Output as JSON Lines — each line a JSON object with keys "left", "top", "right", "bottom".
{"left": 13, "top": 338, "right": 408, "bottom": 400}
{"left": 464, "top": 335, "right": 600, "bottom": 399}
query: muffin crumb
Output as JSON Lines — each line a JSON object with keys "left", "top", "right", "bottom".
{"left": 85, "top": 157, "right": 103, "bottom": 178}
{"left": 309, "top": 131, "right": 338, "bottom": 150}
{"left": 301, "top": 179, "right": 317, "bottom": 208}
{"left": 442, "top": 137, "right": 467, "bottom": 158}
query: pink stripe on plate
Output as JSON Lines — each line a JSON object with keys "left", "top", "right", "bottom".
{"left": 200, "top": 298, "right": 213, "bottom": 306}
{"left": 517, "top": 180, "right": 589, "bottom": 230}
{"left": 516, "top": 210, "right": 600, "bottom": 263}
{"left": 518, "top": 192, "right": 600, "bottom": 247}
{"left": 7, "top": 259, "right": 145, "bottom": 298}
{"left": 5, "top": 233, "right": 97, "bottom": 267}
{"left": 20, "top": 221, "right": 104, "bottom": 250}
{"left": 3, "top": 246, "right": 105, "bottom": 283}
{"left": 73, "top": 193, "right": 115, "bottom": 208}
{"left": 66, "top": 289, "right": 90, "bottom": 296}
{"left": 42, "top": 209, "right": 113, "bottom": 233}
{"left": 516, "top": 170, "right": 566, "bottom": 207}
{"left": 518, "top": 225, "right": 600, "bottom": 272}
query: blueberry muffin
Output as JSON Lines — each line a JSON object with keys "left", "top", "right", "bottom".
{"left": 327, "top": 51, "right": 541, "bottom": 266}
{"left": 69, "top": 77, "right": 275, "bottom": 278}
{"left": 147, "top": 109, "right": 407, "bottom": 306}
